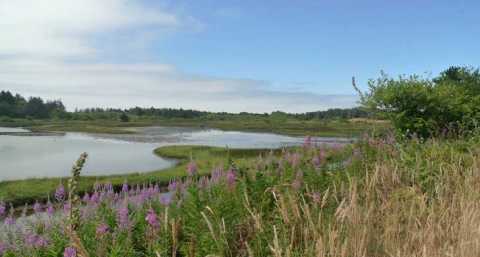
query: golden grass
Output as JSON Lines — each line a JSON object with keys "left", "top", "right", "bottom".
{"left": 236, "top": 141, "right": 480, "bottom": 256}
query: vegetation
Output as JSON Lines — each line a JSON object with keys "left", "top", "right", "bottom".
{"left": 0, "top": 91, "right": 66, "bottom": 119}
{"left": 362, "top": 66, "right": 480, "bottom": 138}
{"left": 2, "top": 132, "right": 480, "bottom": 256}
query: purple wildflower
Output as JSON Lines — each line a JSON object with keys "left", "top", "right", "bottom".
{"left": 96, "top": 223, "right": 109, "bottom": 237}
{"left": 33, "top": 201, "right": 42, "bottom": 214}
{"left": 90, "top": 192, "right": 100, "bottom": 205}
{"left": 117, "top": 206, "right": 129, "bottom": 229}
{"left": 64, "top": 246, "right": 77, "bottom": 257}
{"left": 168, "top": 180, "right": 177, "bottom": 192}
{"left": 226, "top": 169, "right": 236, "bottom": 188}
{"left": 122, "top": 182, "right": 129, "bottom": 193}
{"left": 94, "top": 182, "right": 101, "bottom": 192}
{"left": 46, "top": 202, "right": 55, "bottom": 217}
{"left": 113, "top": 193, "right": 120, "bottom": 202}
{"left": 313, "top": 149, "right": 326, "bottom": 168}
{"left": 312, "top": 155, "right": 321, "bottom": 167}
{"left": 288, "top": 153, "right": 301, "bottom": 168}
{"left": 186, "top": 160, "right": 198, "bottom": 176}
{"left": 331, "top": 143, "right": 344, "bottom": 152}
{"left": 385, "top": 132, "right": 396, "bottom": 145}
{"left": 210, "top": 167, "right": 223, "bottom": 184}
{"left": 292, "top": 171, "right": 304, "bottom": 190}
{"left": 138, "top": 191, "right": 148, "bottom": 204}
{"left": 311, "top": 192, "right": 321, "bottom": 204}
{"left": 160, "top": 194, "right": 172, "bottom": 206}
{"left": 63, "top": 203, "right": 71, "bottom": 215}
{"left": 82, "top": 193, "right": 90, "bottom": 203}
{"left": 24, "top": 233, "right": 37, "bottom": 247}
{"left": 303, "top": 135, "right": 312, "bottom": 148}
{"left": 4, "top": 215, "right": 15, "bottom": 225}
{"left": 145, "top": 208, "right": 160, "bottom": 229}
{"left": 105, "top": 182, "right": 113, "bottom": 193}
{"left": 35, "top": 236, "right": 48, "bottom": 248}
{"left": 55, "top": 184, "right": 65, "bottom": 202}
{"left": 135, "top": 184, "right": 141, "bottom": 195}
{"left": 197, "top": 177, "right": 209, "bottom": 190}
{"left": 99, "top": 191, "right": 107, "bottom": 203}
{"left": 0, "top": 202, "right": 5, "bottom": 217}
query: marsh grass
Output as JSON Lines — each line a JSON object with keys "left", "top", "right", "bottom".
{"left": 0, "top": 117, "right": 386, "bottom": 137}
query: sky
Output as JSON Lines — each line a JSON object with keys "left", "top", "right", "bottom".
{"left": 0, "top": 0, "right": 478, "bottom": 113}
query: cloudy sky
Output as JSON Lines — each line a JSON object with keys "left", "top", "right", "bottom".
{"left": 0, "top": 0, "right": 478, "bottom": 113}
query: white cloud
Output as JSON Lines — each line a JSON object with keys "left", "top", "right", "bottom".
{"left": 0, "top": 0, "right": 357, "bottom": 113}
{"left": 0, "top": 60, "right": 358, "bottom": 113}
{"left": 0, "top": 0, "right": 182, "bottom": 58}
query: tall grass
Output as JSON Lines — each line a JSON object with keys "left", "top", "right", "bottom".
{"left": 1, "top": 134, "right": 479, "bottom": 256}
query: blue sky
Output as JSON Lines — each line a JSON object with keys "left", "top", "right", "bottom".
{"left": 0, "top": 0, "right": 478, "bottom": 112}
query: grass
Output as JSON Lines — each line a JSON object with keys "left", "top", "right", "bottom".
{"left": 0, "top": 117, "right": 389, "bottom": 137}
{"left": 0, "top": 145, "right": 278, "bottom": 207}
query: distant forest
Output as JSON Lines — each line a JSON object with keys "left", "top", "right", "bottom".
{"left": 0, "top": 91, "right": 66, "bottom": 119}
{"left": 0, "top": 90, "right": 368, "bottom": 121}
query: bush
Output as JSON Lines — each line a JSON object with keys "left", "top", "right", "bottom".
{"left": 119, "top": 112, "right": 130, "bottom": 122}
{"left": 362, "top": 67, "right": 480, "bottom": 138}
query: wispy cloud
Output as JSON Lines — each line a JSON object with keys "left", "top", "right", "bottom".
{"left": 0, "top": 0, "right": 357, "bottom": 113}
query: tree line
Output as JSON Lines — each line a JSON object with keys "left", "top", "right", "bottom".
{"left": 0, "top": 90, "right": 369, "bottom": 121}
{"left": 0, "top": 91, "right": 66, "bottom": 119}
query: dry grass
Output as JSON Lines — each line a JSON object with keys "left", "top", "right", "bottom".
{"left": 237, "top": 144, "right": 480, "bottom": 256}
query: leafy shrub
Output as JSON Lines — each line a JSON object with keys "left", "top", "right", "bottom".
{"left": 362, "top": 67, "right": 480, "bottom": 138}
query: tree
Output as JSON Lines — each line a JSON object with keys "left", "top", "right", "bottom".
{"left": 24, "top": 97, "right": 49, "bottom": 118}
{"left": 119, "top": 112, "right": 130, "bottom": 122}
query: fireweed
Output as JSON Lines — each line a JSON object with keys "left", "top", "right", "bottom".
{"left": 1, "top": 134, "right": 479, "bottom": 256}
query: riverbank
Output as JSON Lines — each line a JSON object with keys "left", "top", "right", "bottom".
{"left": 0, "top": 117, "right": 388, "bottom": 137}
{"left": 0, "top": 145, "right": 280, "bottom": 207}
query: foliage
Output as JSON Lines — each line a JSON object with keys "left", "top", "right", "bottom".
{"left": 362, "top": 67, "right": 480, "bottom": 138}
{"left": 0, "top": 91, "right": 66, "bottom": 119}
{"left": 119, "top": 112, "right": 129, "bottom": 122}
{"left": 299, "top": 107, "right": 369, "bottom": 120}
{"left": 1, "top": 90, "right": 370, "bottom": 122}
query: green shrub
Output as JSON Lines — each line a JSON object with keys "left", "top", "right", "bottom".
{"left": 362, "top": 67, "right": 480, "bottom": 138}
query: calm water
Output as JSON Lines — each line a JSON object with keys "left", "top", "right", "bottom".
{"left": 0, "top": 126, "right": 349, "bottom": 181}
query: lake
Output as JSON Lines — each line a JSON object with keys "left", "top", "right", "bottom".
{"left": 0, "top": 126, "right": 350, "bottom": 181}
